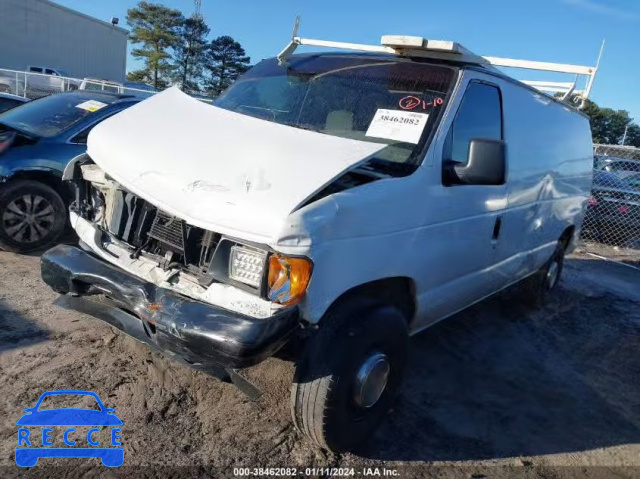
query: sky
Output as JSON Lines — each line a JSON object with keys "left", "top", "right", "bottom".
{"left": 53, "top": 0, "right": 640, "bottom": 121}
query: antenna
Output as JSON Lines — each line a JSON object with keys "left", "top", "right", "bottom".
{"left": 193, "top": 0, "right": 202, "bottom": 19}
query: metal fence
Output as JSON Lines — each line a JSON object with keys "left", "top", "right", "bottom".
{"left": 581, "top": 144, "right": 640, "bottom": 251}
{"left": 0, "top": 68, "right": 158, "bottom": 100}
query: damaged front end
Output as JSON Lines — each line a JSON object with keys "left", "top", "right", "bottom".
{"left": 40, "top": 156, "right": 304, "bottom": 396}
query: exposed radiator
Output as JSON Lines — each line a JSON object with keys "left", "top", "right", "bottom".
{"left": 148, "top": 210, "right": 186, "bottom": 252}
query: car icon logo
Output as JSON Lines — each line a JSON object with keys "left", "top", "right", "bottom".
{"left": 15, "top": 390, "right": 124, "bottom": 467}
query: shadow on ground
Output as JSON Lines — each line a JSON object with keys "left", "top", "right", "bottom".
{"left": 0, "top": 300, "right": 50, "bottom": 353}
{"left": 357, "top": 257, "right": 640, "bottom": 462}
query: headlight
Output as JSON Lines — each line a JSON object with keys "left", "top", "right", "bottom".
{"left": 229, "top": 245, "right": 267, "bottom": 288}
{"left": 267, "top": 254, "right": 313, "bottom": 306}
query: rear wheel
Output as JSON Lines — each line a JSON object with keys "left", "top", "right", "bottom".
{"left": 520, "top": 241, "right": 565, "bottom": 308}
{"left": 0, "top": 180, "right": 66, "bottom": 253}
{"left": 291, "top": 300, "right": 409, "bottom": 452}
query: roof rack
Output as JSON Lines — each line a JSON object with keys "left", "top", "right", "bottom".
{"left": 277, "top": 17, "right": 604, "bottom": 109}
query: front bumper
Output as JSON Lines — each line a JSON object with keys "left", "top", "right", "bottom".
{"left": 41, "top": 244, "right": 299, "bottom": 370}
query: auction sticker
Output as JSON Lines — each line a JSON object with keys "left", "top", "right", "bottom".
{"left": 365, "top": 109, "right": 429, "bottom": 144}
{"left": 75, "top": 100, "right": 108, "bottom": 112}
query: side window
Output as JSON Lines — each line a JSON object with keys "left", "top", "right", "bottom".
{"left": 29, "top": 67, "right": 43, "bottom": 73}
{"left": 444, "top": 82, "right": 502, "bottom": 163}
{"left": 45, "top": 69, "right": 57, "bottom": 76}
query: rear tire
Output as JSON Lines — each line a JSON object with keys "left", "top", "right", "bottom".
{"left": 520, "top": 241, "right": 565, "bottom": 308}
{"left": 291, "top": 300, "right": 409, "bottom": 452}
{"left": 0, "top": 180, "right": 66, "bottom": 254}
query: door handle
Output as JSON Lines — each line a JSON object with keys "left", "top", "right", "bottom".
{"left": 492, "top": 216, "right": 502, "bottom": 242}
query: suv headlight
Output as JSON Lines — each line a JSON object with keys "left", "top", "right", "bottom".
{"left": 267, "top": 254, "right": 313, "bottom": 306}
{"left": 229, "top": 246, "right": 268, "bottom": 288}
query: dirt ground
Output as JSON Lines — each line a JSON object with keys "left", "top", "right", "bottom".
{"left": 0, "top": 246, "right": 639, "bottom": 478}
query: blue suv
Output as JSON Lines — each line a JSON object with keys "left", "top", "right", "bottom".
{"left": 0, "top": 91, "right": 138, "bottom": 253}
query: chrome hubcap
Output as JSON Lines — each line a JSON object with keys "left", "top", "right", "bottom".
{"left": 354, "top": 352, "right": 390, "bottom": 409}
{"left": 2, "top": 194, "right": 55, "bottom": 243}
{"left": 546, "top": 261, "right": 559, "bottom": 291}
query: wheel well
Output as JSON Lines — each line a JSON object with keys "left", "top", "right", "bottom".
{"left": 559, "top": 226, "right": 575, "bottom": 250}
{"left": 4, "top": 171, "right": 69, "bottom": 203}
{"left": 323, "top": 277, "right": 416, "bottom": 324}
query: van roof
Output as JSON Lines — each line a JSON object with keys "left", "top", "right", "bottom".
{"left": 282, "top": 51, "right": 590, "bottom": 118}
{"left": 276, "top": 18, "right": 603, "bottom": 111}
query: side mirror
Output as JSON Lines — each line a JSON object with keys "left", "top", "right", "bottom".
{"left": 445, "top": 138, "right": 506, "bottom": 186}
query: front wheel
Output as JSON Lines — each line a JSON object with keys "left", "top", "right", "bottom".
{"left": 291, "top": 301, "right": 409, "bottom": 452}
{"left": 0, "top": 180, "right": 67, "bottom": 253}
{"left": 520, "top": 241, "right": 565, "bottom": 308}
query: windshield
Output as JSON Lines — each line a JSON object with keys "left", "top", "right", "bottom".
{"left": 215, "top": 55, "right": 456, "bottom": 170}
{"left": 0, "top": 92, "right": 117, "bottom": 138}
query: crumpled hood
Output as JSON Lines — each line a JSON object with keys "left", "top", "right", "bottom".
{"left": 87, "top": 87, "right": 383, "bottom": 242}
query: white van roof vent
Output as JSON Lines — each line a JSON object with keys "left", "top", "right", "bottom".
{"left": 277, "top": 17, "right": 603, "bottom": 109}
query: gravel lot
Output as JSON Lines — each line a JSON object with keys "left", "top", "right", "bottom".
{"left": 0, "top": 246, "right": 638, "bottom": 478}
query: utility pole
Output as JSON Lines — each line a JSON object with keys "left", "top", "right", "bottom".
{"left": 621, "top": 125, "right": 629, "bottom": 146}
{"left": 194, "top": 0, "right": 202, "bottom": 19}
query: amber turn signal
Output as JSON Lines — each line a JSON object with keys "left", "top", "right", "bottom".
{"left": 267, "top": 254, "right": 313, "bottom": 306}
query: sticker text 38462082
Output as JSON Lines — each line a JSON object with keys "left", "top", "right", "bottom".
{"left": 365, "top": 109, "right": 429, "bottom": 144}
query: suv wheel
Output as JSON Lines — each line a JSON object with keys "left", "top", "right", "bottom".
{"left": 291, "top": 300, "right": 409, "bottom": 452}
{"left": 0, "top": 180, "right": 66, "bottom": 254}
{"left": 521, "top": 240, "right": 565, "bottom": 308}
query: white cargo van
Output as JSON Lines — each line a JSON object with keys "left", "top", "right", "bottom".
{"left": 41, "top": 30, "right": 595, "bottom": 451}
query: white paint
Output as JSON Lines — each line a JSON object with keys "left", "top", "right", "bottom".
{"left": 285, "top": 68, "right": 593, "bottom": 327}
{"left": 76, "top": 100, "right": 107, "bottom": 112}
{"left": 87, "top": 87, "right": 384, "bottom": 243}
{"left": 365, "top": 109, "right": 428, "bottom": 144}
{"left": 77, "top": 67, "right": 593, "bottom": 332}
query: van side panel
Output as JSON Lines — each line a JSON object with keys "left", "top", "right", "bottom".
{"left": 279, "top": 74, "right": 593, "bottom": 328}
{"left": 499, "top": 81, "right": 593, "bottom": 274}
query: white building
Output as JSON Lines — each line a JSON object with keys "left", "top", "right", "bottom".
{"left": 0, "top": 0, "right": 128, "bottom": 81}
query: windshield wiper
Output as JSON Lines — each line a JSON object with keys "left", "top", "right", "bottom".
{"left": 363, "top": 158, "right": 417, "bottom": 177}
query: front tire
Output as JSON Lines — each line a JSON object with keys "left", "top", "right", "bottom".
{"left": 291, "top": 300, "right": 409, "bottom": 452}
{"left": 520, "top": 240, "right": 565, "bottom": 308}
{"left": 0, "top": 180, "right": 66, "bottom": 253}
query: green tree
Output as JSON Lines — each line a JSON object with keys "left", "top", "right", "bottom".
{"left": 581, "top": 99, "right": 640, "bottom": 147}
{"left": 126, "top": 70, "right": 152, "bottom": 85}
{"left": 624, "top": 124, "right": 640, "bottom": 147}
{"left": 126, "top": 2, "right": 184, "bottom": 90}
{"left": 205, "top": 36, "right": 251, "bottom": 97}
{"left": 172, "top": 16, "right": 210, "bottom": 94}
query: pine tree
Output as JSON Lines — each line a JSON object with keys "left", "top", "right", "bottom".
{"left": 205, "top": 36, "right": 251, "bottom": 97}
{"left": 126, "top": 2, "right": 184, "bottom": 90}
{"left": 172, "top": 16, "right": 210, "bottom": 94}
